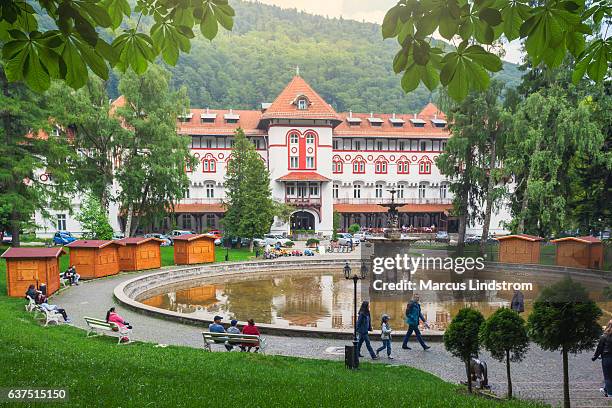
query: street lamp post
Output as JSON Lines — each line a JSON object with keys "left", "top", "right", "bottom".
{"left": 343, "top": 260, "right": 367, "bottom": 369}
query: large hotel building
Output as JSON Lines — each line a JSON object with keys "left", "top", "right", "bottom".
{"left": 35, "top": 75, "right": 509, "bottom": 237}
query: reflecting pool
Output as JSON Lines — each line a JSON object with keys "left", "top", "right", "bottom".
{"left": 139, "top": 268, "right": 611, "bottom": 331}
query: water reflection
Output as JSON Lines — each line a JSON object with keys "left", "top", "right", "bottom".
{"left": 140, "top": 269, "right": 611, "bottom": 331}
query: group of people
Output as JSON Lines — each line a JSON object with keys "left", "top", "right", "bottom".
{"left": 62, "top": 265, "right": 80, "bottom": 286}
{"left": 209, "top": 316, "right": 261, "bottom": 352}
{"left": 356, "top": 294, "right": 430, "bottom": 360}
{"left": 25, "top": 284, "right": 72, "bottom": 323}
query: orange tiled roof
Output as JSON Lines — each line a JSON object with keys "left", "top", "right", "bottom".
{"left": 551, "top": 236, "right": 602, "bottom": 244}
{"left": 176, "top": 109, "right": 266, "bottom": 136}
{"left": 277, "top": 172, "right": 331, "bottom": 182}
{"left": 334, "top": 108, "right": 449, "bottom": 138}
{"left": 496, "top": 234, "right": 544, "bottom": 242}
{"left": 172, "top": 233, "right": 216, "bottom": 242}
{"left": 173, "top": 203, "right": 226, "bottom": 213}
{"left": 260, "top": 76, "right": 341, "bottom": 122}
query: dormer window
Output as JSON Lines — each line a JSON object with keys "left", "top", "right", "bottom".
{"left": 178, "top": 112, "right": 193, "bottom": 123}
{"left": 201, "top": 110, "right": 217, "bottom": 124}
{"left": 431, "top": 118, "right": 447, "bottom": 128}
{"left": 389, "top": 114, "right": 404, "bottom": 128}
{"left": 224, "top": 109, "right": 240, "bottom": 124}
{"left": 368, "top": 114, "right": 383, "bottom": 127}
{"left": 292, "top": 94, "right": 311, "bottom": 110}
{"left": 409, "top": 118, "right": 426, "bottom": 128}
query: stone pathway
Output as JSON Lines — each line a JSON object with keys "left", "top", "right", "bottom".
{"left": 52, "top": 268, "right": 609, "bottom": 408}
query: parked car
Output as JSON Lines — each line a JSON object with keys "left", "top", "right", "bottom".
{"left": 464, "top": 234, "right": 481, "bottom": 244}
{"left": 263, "top": 234, "right": 292, "bottom": 247}
{"left": 144, "top": 233, "right": 172, "bottom": 246}
{"left": 112, "top": 232, "right": 125, "bottom": 240}
{"left": 1, "top": 232, "right": 12, "bottom": 244}
{"left": 52, "top": 231, "right": 76, "bottom": 245}
{"left": 252, "top": 237, "right": 266, "bottom": 247}
{"left": 214, "top": 238, "right": 222, "bottom": 246}
{"left": 353, "top": 231, "right": 373, "bottom": 241}
{"left": 435, "top": 231, "right": 450, "bottom": 243}
{"left": 337, "top": 233, "right": 360, "bottom": 246}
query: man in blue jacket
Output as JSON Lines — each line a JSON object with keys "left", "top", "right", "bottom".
{"left": 402, "top": 294, "right": 431, "bottom": 350}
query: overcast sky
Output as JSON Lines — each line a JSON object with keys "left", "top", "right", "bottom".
{"left": 253, "top": 0, "right": 524, "bottom": 63}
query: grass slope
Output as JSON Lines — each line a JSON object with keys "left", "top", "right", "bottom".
{"left": 0, "top": 256, "right": 544, "bottom": 408}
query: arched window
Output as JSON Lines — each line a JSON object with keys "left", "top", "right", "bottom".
{"left": 397, "top": 157, "right": 410, "bottom": 174}
{"left": 374, "top": 156, "right": 388, "bottom": 174}
{"left": 352, "top": 156, "right": 365, "bottom": 174}
{"left": 288, "top": 131, "right": 317, "bottom": 170}
{"left": 418, "top": 157, "right": 432, "bottom": 174}
{"left": 332, "top": 155, "right": 344, "bottom": 174}
{"left": 202, "top": 154, "right": 216, "bottom": 173}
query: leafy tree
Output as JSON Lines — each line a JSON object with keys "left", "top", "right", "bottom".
{"left": 332, "top": 210, "right": 340, "bottom": 241}
{"left": 0, "top": 66, "right": 73, "bottom": 246}
{"left": 479, "top": 308, "right": 529, "bottom": 399}
{"left": 527, "top": 277, "right": 603, "bottom": 408}
{"left": 505, "top": 89, "right": 604, "bottom": 236}
{"left": 348, "top": 223, "right": 360, "bottom": 234}
{"left": 382, "top": 0, "right": 611, "bottom": 101}
{"left": 115, "top": 66, "right": 196, "bottom": 236}
{"left": 443, "top": 307, "right": 485, "bottom": 393}
{"left": 76, "top": 194, "right": 113, "bottom": 239}
{"left": 0, "top": 0, "right": 234, "bottom": 91}
{"left": 46, "top": 77, "right": 126, "bottom": 210}
{"left": 223, "top": 128, "right": 275, "bottom": 251}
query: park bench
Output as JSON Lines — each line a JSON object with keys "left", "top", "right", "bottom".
{"left": 25, "top": 295, "right": 37, "bottom": 312}
{"left": 202, "top": 331, "right": 267, "bottom": 353}
{"left": 84, "top": 316, "right": 132, "bottom": 344}
{"left": 38, "top": 307, "right": 63, "bottom": 326}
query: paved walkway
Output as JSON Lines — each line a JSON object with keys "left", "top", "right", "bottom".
{"left": 53, "top": 267, "right": 608, "bottom": 408}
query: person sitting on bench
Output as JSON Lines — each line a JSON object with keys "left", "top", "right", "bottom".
{"left": 25, "top": 284, "right": 46, "bottom": 304}
{"left": 40, "top": 301, "right": 71, "bottom": 323}
{"left": 106, "top": 307, "right": 132, "bottom": 342}
{"left": 209, "top": 315, "right": 232, "bottom": 351}
{"left": 241, "top": 319, "right": 261, "bottom": 353}
{"left": 63, "top": 265, "right": 80, "bottom": 286}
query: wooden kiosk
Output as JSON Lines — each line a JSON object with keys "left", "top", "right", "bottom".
{"left": 173, "top": 234, "right": 215, "bottom": 265}
{"left": 117, "top": 237, "right": 163, "bottom": 271}
{"left": 496, "top": 234, "right": 543, "bottom": 264}
{"left": 66, "top": 240, "right": 123, "bottom": 279}
{"left": 1, "top": 247, "right": 65, "bottom": 297}
{"left": 551, "top": 236, "right": 603, "bottom": 269}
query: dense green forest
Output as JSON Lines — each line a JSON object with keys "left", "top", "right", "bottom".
{"left": 102, "top": 0, "right": 522, "bottom": 113}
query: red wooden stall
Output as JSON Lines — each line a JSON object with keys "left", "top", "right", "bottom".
{"left": 66, "top": 240, "right": 123, "bottom": 279}
{"left": 2, "top": 247, "right": 65, "bottom": 297}
{"left": 173, "top": 234, "right": 215, "bottom": 265}
{"left": 117, "top": 237, "right": 163, "bottom": 271}
{"left": 551, "top": 236, "right": 603, "bottom": 269}
{"left": 496, "top": 234, "right": 543, "bottom": 264}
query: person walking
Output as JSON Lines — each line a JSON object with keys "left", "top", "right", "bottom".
{"left": 402, "top": 294, "right": 431, "bottom": 350}
{"left": 593, "top": 320, "right": 612, "bottom": 397}
{"left": 356, "top": 301, "right": 378, "bottom": 360}
{"left": 376, "top": 314, "right": 393, "bottom": 359}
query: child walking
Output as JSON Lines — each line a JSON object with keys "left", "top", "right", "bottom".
{"left": 376, "top": 314, "right": 393, "bottom": 359}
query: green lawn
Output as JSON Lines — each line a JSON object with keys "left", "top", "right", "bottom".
{"left": 0, "top": 271, "right": 543, "bottom": 408}
{"left": 159, "top": 245, "right": 255, "bottom": 267}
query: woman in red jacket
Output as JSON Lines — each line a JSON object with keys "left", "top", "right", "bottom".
{"left": 241, "top": 319, "right": 261, "bottom": 352}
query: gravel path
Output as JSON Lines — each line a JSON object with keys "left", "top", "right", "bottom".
{"left": 52, "top": 267, "right": 609, "bottom": 408}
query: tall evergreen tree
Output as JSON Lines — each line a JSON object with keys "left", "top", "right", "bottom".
{"left": 116, "top": 66, "right": 196, "bottom": 236}
{"left": 223, "top": 128, "right": 275, "bottom": 251}
{"left": 0, "top": 67, "right": 73, "bottom": 246}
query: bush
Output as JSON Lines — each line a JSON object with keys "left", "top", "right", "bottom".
{"left": 444, "top": 307, "right": 485, "bottom": 393}
{"left": 76, "top": 194, "right": 114, "bottom": 240}
{"left": 306, "top": 238, "right": 320, "bottom": 247}
{"left": 348, "top": 224, "right": 360, "bottom": 234}
{"left": 285, "top": 240, "right": 295, "bottom": 247}
{"left": 527, "top": 277, "right": 602, "bottom": 408}
{"left": 480, "top": 308, "right": 529, "bottom": 399}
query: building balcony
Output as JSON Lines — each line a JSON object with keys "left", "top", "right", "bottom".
{"left": 178, "top": 198, "right": 224, "bottom": 205}
{"left": 333, "top": 198, "right": 452, "bottom": 205}
{"left": 285, "top": 197, "right": 322, "bottom": 207}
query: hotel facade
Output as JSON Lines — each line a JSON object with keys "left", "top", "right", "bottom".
{"left": 35, "top": 76, "right": 509, "bottom": 237}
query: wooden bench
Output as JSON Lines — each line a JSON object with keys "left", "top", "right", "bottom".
{"left": 202, "top": 331, "right": 267, "bottom": 353}
{"left": 84, "top": 316, "right": 132, "bottom": 344}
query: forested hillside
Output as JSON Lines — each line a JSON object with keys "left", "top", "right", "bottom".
{"left": 110, "top": 0, "right": 522, "bottom": 112}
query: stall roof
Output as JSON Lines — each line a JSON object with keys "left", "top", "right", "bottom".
{"left": 1, "top": 247, "right": 66, "bottom": 259}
